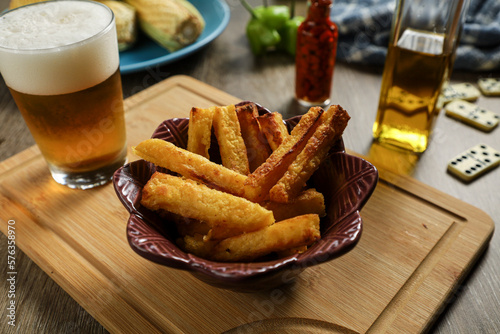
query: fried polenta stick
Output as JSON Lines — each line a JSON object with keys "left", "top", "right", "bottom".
{"left": 179, "top": 234, "right": 216, "bottom": 259}
{"left": 257, "top": 112, "right": 290, "bottom": 151}
{"left": 155, "top": 209, "right": 211, "bottom": 236}
{"left": 243, "top": 107, "right": 324, "bottom": 202}
{"left": 180, "top": 233, "right": 307, "bottom": 260}
{"left": 236, "top": 102, "right": 272, "bottom": 172}
{"left": 209, "top": 214, "right": 320, "bottom": 262}
{"left": 141, "top": 172, "right": 275, "bottom": 240}
{"left": 270, "top": 105, "right": 350, "bottom": 203}
{"left": 261, "top": 188, "right": 325, "bottom": 221}
{"left": 213, "top": 105, "right": 250, "bottom": 175}
{"left": 133, "top": 138, "right": 247, "bottom": 197}
{"left": 187, "top": 106, "right": 215, "bottom": 159}
{"left": 175, "top": 218, "right": 210, "bottom": 236}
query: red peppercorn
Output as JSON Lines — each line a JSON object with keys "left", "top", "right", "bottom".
{"left": 295, "top": 0, "right": 338, "bottom": 106}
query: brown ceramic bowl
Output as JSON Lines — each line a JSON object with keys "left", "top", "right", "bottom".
{"left": 113, "top": 102, "right": 378, "bottom": 292}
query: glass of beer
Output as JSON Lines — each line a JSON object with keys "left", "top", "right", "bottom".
{"left": 372, "top": 0, "right": 470, "bottom": 153}
{"left": 0, "top": 0, "right": 127, "bottom": 189}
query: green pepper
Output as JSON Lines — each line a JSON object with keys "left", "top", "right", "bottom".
{"left": 240, "top": 0, "right": 302, "bottom": 56}
{"left": 277, "top": 15, "right": 304, "bottom": 56}
{"left": 256, "top": 5, "right": 290, "bottom": 30}
{"left": 246, "top": 18, "right": 281, "bottom": 55}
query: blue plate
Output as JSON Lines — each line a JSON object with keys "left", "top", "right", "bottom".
{"left": 119, "top": 0, "right": 230, "bottom": 74}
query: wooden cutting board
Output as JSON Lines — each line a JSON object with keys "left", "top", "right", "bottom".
{"left": 0, "top": 75, "right": 494, "bottom": 334}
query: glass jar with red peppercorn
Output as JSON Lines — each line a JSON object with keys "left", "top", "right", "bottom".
{"left": 295, "top": 0, "right": 338, "bottom": 107}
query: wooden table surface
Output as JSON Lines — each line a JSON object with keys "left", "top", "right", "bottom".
{"left": 0, "top": 1, "right": 499, "bottom": 333}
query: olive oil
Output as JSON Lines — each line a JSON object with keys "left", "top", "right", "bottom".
{"left": 373, "top": 29, "right": 451, "bottom": 153}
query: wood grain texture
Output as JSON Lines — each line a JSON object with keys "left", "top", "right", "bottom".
{"left": 0, "top": 75, "right": 495, "bottom": 334}
{"left": 0, "top": 0, "right": 499, "bottom": 333}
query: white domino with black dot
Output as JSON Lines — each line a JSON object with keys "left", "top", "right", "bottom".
{"left": 387, "top": 86, "right": 427, "bottom": 113}
{"left": 440, "top": 83, "right": 481, "bottom": 104}
{"left": 444, "top": 100, "right": 499, "bottom": 132}
{"left": 477, "top": 78, "right": 500, "bottom": 96}
{"left": 447, "top": 144, "right": 500, "bottom": 182}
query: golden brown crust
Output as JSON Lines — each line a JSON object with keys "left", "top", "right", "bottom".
{"left": 213, "top": 105, "right": 250, "bottom": 175}
{"left": 257, "top": 112, "right": 290, "bottom": 151}
{"left": 133, "top": 103, "right": 354, "bottom": 262}
{"left": 261, "top": 188, "right": 325, "bottom": 221}
{"left": 269, "top": 105, "right": 350, "bottom": 203}
{"left": 132, "top": 138, "right": 247, "bottom": 197}
{"left": 243, "top": 106, "right": 324, "bottom": 202}
{"left": 235, "top": 102, "right": 272, "bottom": 172}
{"left": 187, "top": 106, "right": 215, "bottom": 159}
{"left": 141, "top": 172, "right": 275, "bottom": 240}
{"left": 209, "top": 214, "right": 320, "bottom": 262}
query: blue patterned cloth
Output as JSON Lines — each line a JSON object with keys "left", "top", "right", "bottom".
{"left": 330, "top": 0, "right": 500, "bottom": 71}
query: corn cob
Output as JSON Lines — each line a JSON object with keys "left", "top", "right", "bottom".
{"left": 123, "top": 0, "right": 205, "bottom": 52}
{"left": 97, "top": 1, "right": 138, "bottom": 51}
{"left": 9, "top": 0, "right": 44, "bottom": 9}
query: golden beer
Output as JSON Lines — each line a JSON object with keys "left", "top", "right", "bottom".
{"left": 0, "top": 1, "right": 127, "bottom": 189}
{"left": 9, "top": 69, "right": 126, "bottom": 173}
{"left": 373, "top": 36, "right": 451, "bottom": 152}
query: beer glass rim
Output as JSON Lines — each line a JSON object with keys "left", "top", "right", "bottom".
{"left": 0, "top": 0, "right": 115, "bottom": 54}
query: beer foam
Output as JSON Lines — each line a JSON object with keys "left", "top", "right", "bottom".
{"left": 0, "top": 1, "right": 111, "bottom": 49}
{"left": 0, "top": 1, "right": 119, "bottom": 95}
